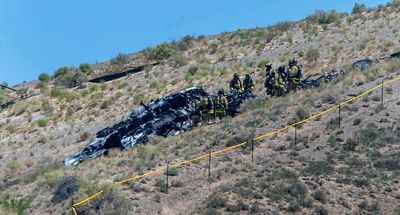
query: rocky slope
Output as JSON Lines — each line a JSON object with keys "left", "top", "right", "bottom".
{"left": 1, "top": 2, "right": 400, "bottom": 215}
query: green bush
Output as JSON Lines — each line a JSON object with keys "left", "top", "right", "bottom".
{"left": 173, "top": 54, "right": 189, "bottom": 66}
{"left": 206, "top": 194, "right": 227, "bottom": 209}
{"left": 343, "top": 138, "right": 357, "bottom": 151}
{"left": 54, "top": 67, "right": 86, "bottom": 88}
{"left": 352, "top": 3, "right": 367, "bottom": 14}
{"left": 36, "top": 118, "right": 48, "bottom": 127}
{"left": 40, "top": 170, "right": 62, "bottom": 188}
{"left": 145, "top": 43, "right": 176, "bottom": 61}
{"left": 307, "top": 10, "right": 341, "bottom": 25}
{"left": 38, "top": 73, "right": 50, "bottom": 82}
{"left": 79, "top": 63, "right": 92, "bottom": 73}
{"left": 0, "top": 198, "right": 32, "bottom": 215}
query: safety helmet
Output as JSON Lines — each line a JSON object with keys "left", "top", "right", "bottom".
{"left": 217, "top": 88, "right": 225, "bottom": 95}
{"left": 233, "top": 73, "right": 239, "bottom": 79}
{"left": 245, "top": 73, "right": 251, "bottom": 78}
{"left": 265, "top": 63, "right": 272, "bottom": 69}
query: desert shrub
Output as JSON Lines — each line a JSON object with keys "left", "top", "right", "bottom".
{"left": 352, "top": 177, "right": 370, "bottom": 187}
{"left": 133, "top": 144, "right": 164, "bottom": 171}
{"left": 314, "top": 205, "right": 329, "bottom": 215}
{"left": 352, "top": 3, "right": 367, "bottom": 14}
{"left": 100, "top": 99, "right": 112, "bottom": 110}
{"left": 312, "top": 189, "right": 328, "bottom": 203}
{"left": 7, "top": 157, "right": 21, "bottom": 172}
{"left": 343, "top": 138, "right": 357, "bottom": 151}
{"left": 206, "top": 194, "right": 227, "bottom": 209}
{"left": 79, "top": 131, "right": 91, "bottom": 142}
{"left": 54, "top": 67, "right": 86, "bottom": 88}
{"left": 326, "top": 117, "right": 340, "bottom": 130}
{"left": 80, "top": 184, "right": 130, "bottom": 215}
{"left": 79, "top": 63, "right": 92, "bottom": 73}
{"left": 36, "top": 118, "right": 48, "bottom": 127}
{"left": 187, "top": 65, "right": 198, "bottom": 75}
{"left": 38, "top": 73, "right": 50, "bottom": 82}
{"left": 173, "top": 53, "right": 189, "bottom": 66}
{"left": 52, "top": 175, "right": 79, "bottom": 203}
{"left": 38, "top": 170, "right": 62, "bottom": 188}
{"left": 174, "top": 35, "right": 194, "bottom": 51}
{"left": 155, "top": 179, "right": 167, "bottom": 193}
{"left": 306, "top": 48, "right": 320, "bottom": 62}
{"left": 353, "top": 118, "right": 362, "bottom": 126}
{"left": 226, "top": 202, "right": 249, "bottom": 212}
{"left": 0, "top": 198, "right": 32, "bottom": 215}
{"left": 273, "top": 21, "right": 294, "bottom": 33}
{"left": 145, "top": 43, "right": 176, "bottom": 61}
{"left": 23, "top": 159, "right": 60, "bottom": 184}
{"left": 354, "top": 127, "right": 377, "bottom": 145}
{"left": 373, "top": 157, "right": 400, "bottom": 171}
{"left": 12, "top": 101, "right": 28, "bottom": 116}
{"left": 265, "top": 178, "right": 308, "bottom": 201}
{"left": 111, "top": 53, "right": 129, "bottom": 65}
{"left": 303, "top": 161, "right": 334, "bottom": 176}
{"left": 307, "top": 10, "right": 341, "bottom": 25}
{"left": 257, "top": 59, "right": 269, "bottom": 69}
{"left": 357, "top": 200, "right": 379, "bottom": 212}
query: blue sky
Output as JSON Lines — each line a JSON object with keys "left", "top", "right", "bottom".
{"left": 0, "top": 0, "right": 390, "bottom": 85}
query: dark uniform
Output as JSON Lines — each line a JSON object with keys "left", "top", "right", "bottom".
{"left": 214, "top": 89, "right": 229, "bottom": 120}
{"left": 243, "top": 73, "right": 255, "bottom": 93}
{"left": 270, "top": 70, "right": 286, "bottom": 96}
{"left": 264, "top": 63, "right": 274, "bottom": 95}
{"left": 230, "top": 73, "right": 244, "bottom": 94}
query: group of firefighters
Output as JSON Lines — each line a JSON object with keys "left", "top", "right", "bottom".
{"left": 191, "top": 58, "right": 303, "bottom": 127}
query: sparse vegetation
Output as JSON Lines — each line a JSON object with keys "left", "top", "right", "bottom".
{"left": 305, "top": 48, "right": 320, "bottom": 62}
{"left": 0, "top": 198, "right": 32, "bottom": 215}
{"left": 36, "top": 118, "right": 48, "bottom": 127}
{"left": 52, "top": 175, "right": 79, "bottom": 203}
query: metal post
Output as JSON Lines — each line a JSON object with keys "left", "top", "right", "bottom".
{"left": 166, "top": 163, "right": 169, "bottom": 194}
{"left": 294, "top": 124, "right": 297, "bottom": 146}
{"left": 381, "top": 79, "right": 384, "bottom": 107}
{"left": 208, "top": 150, "right": 212, "bottom": 179}
{"left": 251, "top": 138, "right": 254, "bottom": 163}
{"left": 338, "top": 102, "right": 341, "bottom": 128}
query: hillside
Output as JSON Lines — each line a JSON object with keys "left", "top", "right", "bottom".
{"left": 1, "top": 2, "right": 400, "bottom": 215}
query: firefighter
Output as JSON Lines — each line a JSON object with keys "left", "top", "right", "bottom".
{"left": 192, "top": 99, "right": 205, "bottom": 127}
{"left": 230, "top": 73, "right": 244, "bottom": 94}
{"left": 203, "top": 96, "right": 214, "bottom": 123}
{"left": 214, "top": 89, "right": 229, "bottom": 120}
{"left": 264, "top": 63, "right": 274, "bottom": 95}
{"left": 270, "top": 70, "right": 286, "bottom": 96}
{"left": 277, "top": 65, "right": 287, "bottom": 83}
{"left": 243, "top": 73, "right": 255, "bottom": 93}
{"left": 287, "top": 58, "right": 302, "bottom": 92}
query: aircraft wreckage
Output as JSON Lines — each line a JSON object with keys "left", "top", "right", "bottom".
{"left": 64, "top": 69, "right": 347, "bottom": 167}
